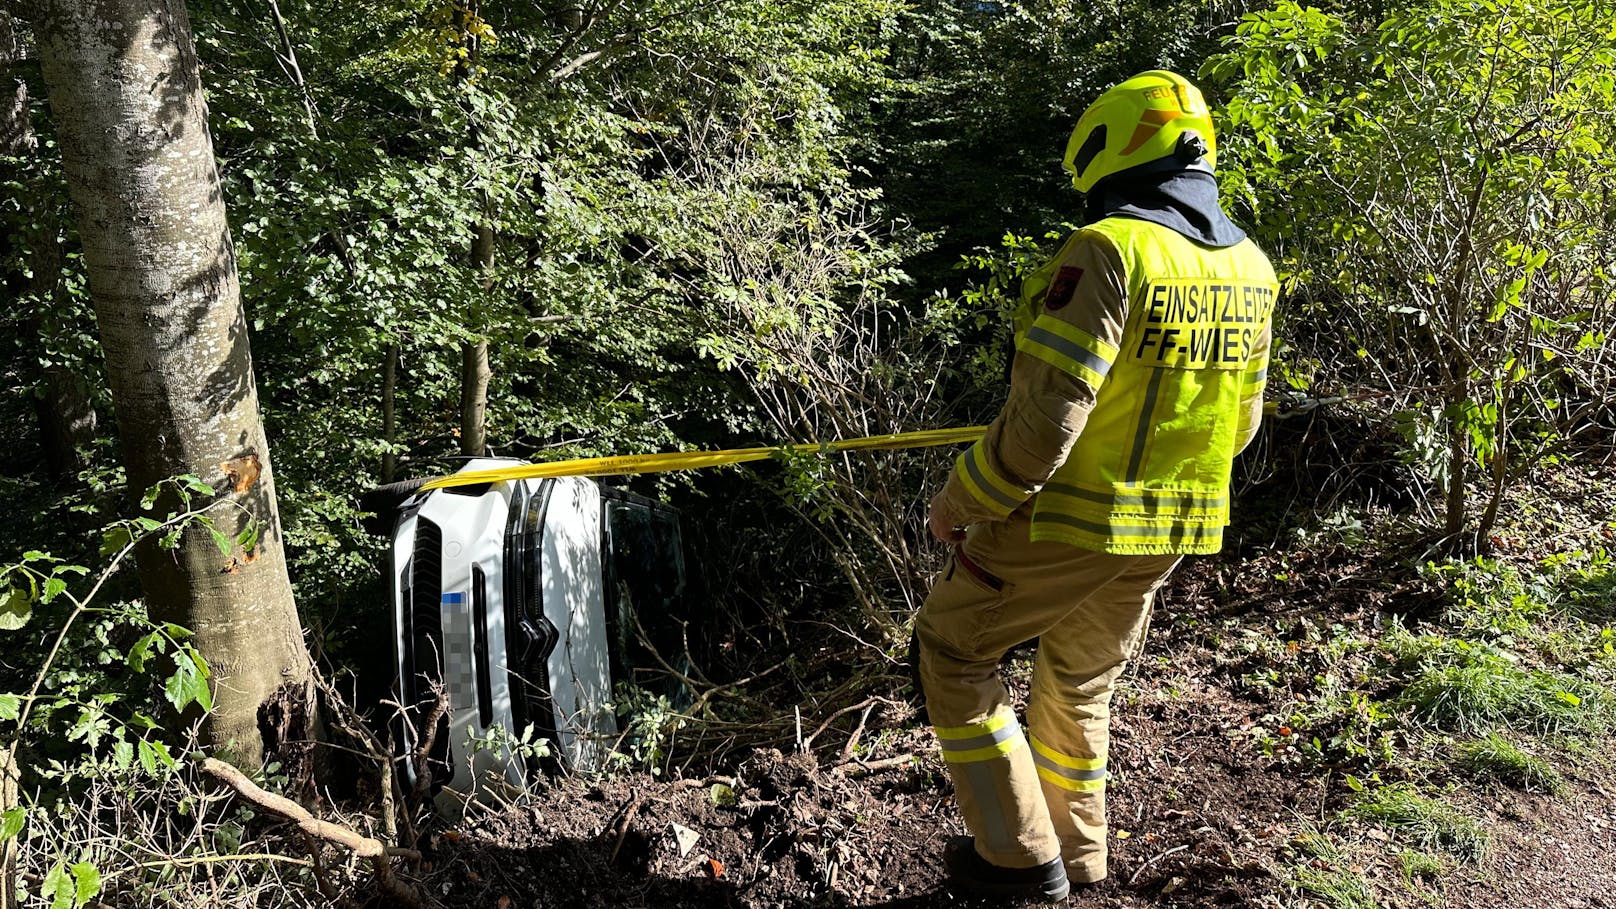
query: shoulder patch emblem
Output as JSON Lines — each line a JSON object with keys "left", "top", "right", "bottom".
{"left": 1044, "top": 266, "right": 1084, "bottom": 311}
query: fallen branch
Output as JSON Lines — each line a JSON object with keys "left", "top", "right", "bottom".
{"left": 200, "top": 758, "right": 422, "bottom": 907}
{"left": 829, "top": 753, "right": 915, "bottom": 777}
{"left": 408, "top": 686, "right": 451, "bottom": 803}
{"left": 1127, "top": 843, "right": 1191, "bottom": 887}
{"left": 609, "top": 795, "right": 644, "bottom": 864}
{"left": 313, "top": 668, "right": 413, "bottom": 847}
{"left": 670, "top": 775, "right": 737, "bottom": 792}
{"left": 839, "top": 702, "right": 877, "bottom": 764}
{"left": 803, "top": 696, "right": 897, "bottom": 751}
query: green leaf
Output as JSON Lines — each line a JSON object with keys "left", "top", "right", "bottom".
{"left": 208, "top": 526, "right": 234, "bottom": 557}
{"left": 41, "top": 577, "right": 67, "bottom": 604}
{"left": 137, "top": 739, "right": 158, "bottom": 775}
{"left": 180, "top": 475, "right": 216, "bottom": 496}
{"left": 188, "top": 650, "right": 213, "bottom": 711}
{"left": 0, "top": 588, "right": 32, "bottom": 631}
{"left": 140, "top": 484, "right": 161, "bottom": 510}
{"left": 128, "top": 632, "right": 163, "bottom": 673}
{"left": 0, "top": 693, "right": 19, "bottom": 721}
{"left": 42, "top": 862, "right": 71, "bottom": 909}
{"left": 0, "top": 806, "right": 24, "bottom": 842}
{"left": 99, "top": 527, "right": 134, "bottom": 558}
{"left": 1343, "top": 773, "right": 1365, "bottom": 792}
{"left": 70, "top": 863, "right": 101, "bottom": 907}
{"left": 164, "top": 649, "right": 212, "bottom": 713}
{"left": 67, "top": 706, "right": 106, "bottom": 748}
{"left": 113, "top": 738, "right": 134, "bottom": 770}
{"left": 236, "top": 522, "right": 260, "bottom": 552}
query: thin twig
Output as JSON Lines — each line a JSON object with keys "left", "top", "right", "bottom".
{"left": 829, "top": 753, "right": 915, "bottom": 777}
{"left": 1127, "top": 843, "right": 1191, "bottom": 886}
{"left": 839, "top": 703, "right": 877, "bottom": 764}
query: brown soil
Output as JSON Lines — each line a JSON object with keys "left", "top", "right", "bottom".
{"left": 417, "top": 545, "right": 1616, "bottom": 909}
{"left": 1444, "top": 772, "right": 1616, "bottom": 909}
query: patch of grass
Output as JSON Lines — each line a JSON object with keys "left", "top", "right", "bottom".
{"left": 1292, "top": 832, "right": 1383, "bottom": 909}
{"left": 1296, "top": 866, "right": 1382, "bottom": 909}
{"left": 1343, "top": 784, "right": 1487, "bottom": 862}
{"left": 1425, "top": 557, "right": 1554, "bottom": 637}
{"left": 1400, "top": 661, "right": 1609, "bottom": 736}
{"left": 1388, "top": 632, "right": 1612, "bottom": 736}
{"left": 1453, "top": 732, "right": 1565, "bottom": 794}
{"left": 1397, "top": 847, "right": 1445, "bottom": 883}
{"left": 1397, "top": 849, "right": 1446, "bottom": 906}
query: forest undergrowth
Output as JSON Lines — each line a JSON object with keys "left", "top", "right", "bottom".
{"left": 7, "top": 411, "right": 1614, "bottom": 909}
{"left": 6, "top": 0, "right": 1616, "bottom": 907}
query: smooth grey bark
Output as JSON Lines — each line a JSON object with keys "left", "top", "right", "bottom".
{"left": 30, "top": 0, "right": 311, "bottom": 765}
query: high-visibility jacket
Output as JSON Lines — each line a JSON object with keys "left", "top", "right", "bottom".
{"left": 934, "top": 216, "right": 1277, "bottom": 555}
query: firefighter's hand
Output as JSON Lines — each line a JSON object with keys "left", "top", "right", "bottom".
{"left": 927, "top": 497, "right": 966, "bottom": 544}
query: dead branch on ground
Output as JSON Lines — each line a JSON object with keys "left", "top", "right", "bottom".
{"left": 199, "top": 758, "right": 422, "bottom": 908}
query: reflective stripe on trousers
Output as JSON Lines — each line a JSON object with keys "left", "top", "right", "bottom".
{"left": 916, "top": 510, "right": 1180, "bottom": 881}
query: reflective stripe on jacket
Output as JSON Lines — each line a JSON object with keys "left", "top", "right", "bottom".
{"left": 934, "top": 215, "right": 1277, "bottom": 556}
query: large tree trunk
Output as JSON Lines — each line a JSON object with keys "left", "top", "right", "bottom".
{"left": 30, "top": 0, "right": 311, "bottom": 766}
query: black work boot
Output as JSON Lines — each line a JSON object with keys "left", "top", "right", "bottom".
{"left": 944, "top": 835, "right": 1070, "bottom": 903}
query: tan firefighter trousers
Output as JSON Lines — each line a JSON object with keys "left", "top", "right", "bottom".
{"left": 916, "top": 509, "right": 1181, "bottom": 882}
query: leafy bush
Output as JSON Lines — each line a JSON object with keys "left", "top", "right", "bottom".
{"left": 1, "top": 479, "right": 246, "bottom": 908}
{"left": 1209, "top": 0, "right": 1616, "bottom": 547}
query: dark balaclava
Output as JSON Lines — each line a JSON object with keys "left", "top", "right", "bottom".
{"left": 1083, "top": 165, "right": 1247, "bottom": 248}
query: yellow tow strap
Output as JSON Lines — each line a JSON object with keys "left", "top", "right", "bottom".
{"left": 420, "top": 399, "right": 1325, "bottom": 490}
{"left": 421, "top": 425, "right": 992, "bottom": 490}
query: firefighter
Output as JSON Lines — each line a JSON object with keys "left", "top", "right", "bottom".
{"left": 917, "top": 70, "right": 1277, "bottom": 901}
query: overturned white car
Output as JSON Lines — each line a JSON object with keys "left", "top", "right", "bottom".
{"left": 382, "top": 460, "right": 690, "bottom": 814}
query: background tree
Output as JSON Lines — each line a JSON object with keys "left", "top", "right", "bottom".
{"left": 28, "top": 0, "right": 311, "bottom": 765}
{"left": 1208, "top": 0, "right": 1616, "bottom": 551}
{"left": 0, "top": 11, "right": 97, "bottom": 485}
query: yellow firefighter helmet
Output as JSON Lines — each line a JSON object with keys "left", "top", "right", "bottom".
{"left": 1062, "top": 70, "right": 1217, "bottom": 194}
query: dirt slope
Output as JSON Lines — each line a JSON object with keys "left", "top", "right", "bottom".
{"left": 419, "top": 544, "right": 1616, "bottom": 909}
